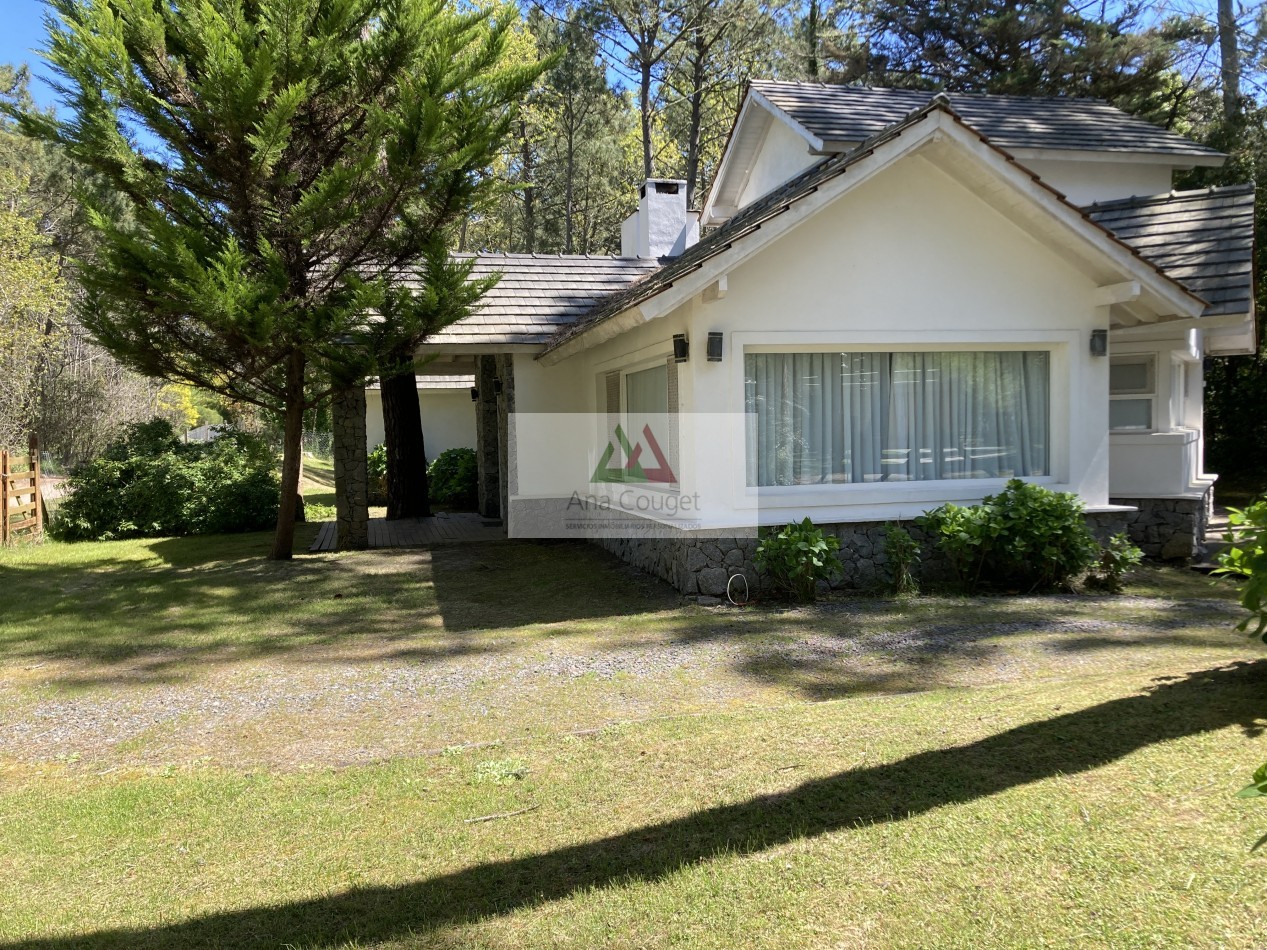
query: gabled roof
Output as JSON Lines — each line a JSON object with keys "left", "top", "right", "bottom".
{"left": 541, "top": 97, "right": 1208, "bottom": 361}
{"left": 750, "top": 81, "right": 1226, "bottom": 161}
{"left": 422, "top": 254, "right": 662, "bottom": 348}
{"left": 1086, "top": 185, "right": 1256, "bottom": 318}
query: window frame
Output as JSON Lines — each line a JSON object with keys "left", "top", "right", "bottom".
{"left": 594, "top": 353, "right": 679, "bottom": 492}
{"left": 741, "top": 345, "right": 1055, "bottom": 491}
{"left": 1109, "top": 355, "right": 1156, "bottom": 432}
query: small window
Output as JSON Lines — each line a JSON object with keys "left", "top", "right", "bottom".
{"left": 1110, "top": 356, "right": 1155, "bottom": 431}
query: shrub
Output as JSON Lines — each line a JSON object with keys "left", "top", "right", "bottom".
{"left": 49, "top": 418, "right": 279, "bottom": 541}
{"left": 1215, "top": 500, "right": 1267, "bottom": 643}
{"left": 367, "top": 443, "right": 388, "bottom": 506}
{"left": 1085, "top": 532, "right": 1144, "bottom": 593}
{"left": 755, "top": 517, "right": 842, "bottom": 602}
{"left": 428, "top": 447, "right": 478, "bottom": 509}
{"left": 919, "top": 479, "right": 1099, "bottom": 593}
{"left": 882, "top": 523, "right": 920, "bottom": 595}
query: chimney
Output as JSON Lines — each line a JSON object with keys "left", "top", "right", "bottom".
{"left": 620, "top": 179, "right": 700, "bottom": 259}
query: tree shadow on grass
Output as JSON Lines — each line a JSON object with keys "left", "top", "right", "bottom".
{"left": 7, "top": 660, "right": 1264, "bottom": 950}
{"left": 0, "top": 537, "right": 677, "bottom": 686}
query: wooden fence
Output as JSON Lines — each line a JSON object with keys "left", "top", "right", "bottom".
{"left": 1, "top": 435, "right": 42, "bottom": 544}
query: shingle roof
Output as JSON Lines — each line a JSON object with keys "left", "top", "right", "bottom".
{"left": 545, "top": 97, "right": 1206, "bottom": 356}
{"left": 751, "top": 81, "right": 1224, "bottom": 160}
{"left": 429, "top": 254, "right": 662, "bottom": 346}
{"left": 1086, "top": 184, "right": 1257, "bottom": 317}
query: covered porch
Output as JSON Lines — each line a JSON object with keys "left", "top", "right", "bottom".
{"left": 310, "top": 510, "right": 505, "bottom": 551}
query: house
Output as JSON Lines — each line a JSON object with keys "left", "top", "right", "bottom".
{"left": 412, "top": 82, "right": 1256, "bottom": 594}
{"left": 364, "top": 373, "right": 477, "bottom": 459}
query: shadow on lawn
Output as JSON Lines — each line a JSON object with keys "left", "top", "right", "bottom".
{"left": 0, "top": 537, "right": 677, "bottom": 685}
{"left": 7, "top": 661, "right": 1265, "bottom": 950}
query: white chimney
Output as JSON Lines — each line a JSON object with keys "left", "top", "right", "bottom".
{"left": 620, "top": 179, "right": 700, "bottom": 258}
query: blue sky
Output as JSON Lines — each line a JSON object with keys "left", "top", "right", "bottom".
{"left": 2, "top": 0, "right": 60, "bottom": 110}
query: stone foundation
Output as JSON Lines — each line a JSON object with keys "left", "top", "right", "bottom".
{"left": 1110, "top": 489, "right": 1212, "bottom": 560}
{"left": 598, "top": 509, "right": 1132, "bottom": 595}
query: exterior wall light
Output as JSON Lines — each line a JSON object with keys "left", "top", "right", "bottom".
{"left": 706, "top": 332, "right": 724, "bottom": 362}
{"left": 1090, "top": 329, "right": 1108, "bottom": 357}
{"left": 470, "top": 387, "right": 479, "bottom": 402}
{"left": 672, "top": 333, "right": 689, "bottom": 363}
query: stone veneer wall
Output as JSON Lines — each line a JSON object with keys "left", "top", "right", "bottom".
{"left": 1109, "top": 488, "right": 1212, "bottom": 560}
{"left": 598, "top": 510, "right": 1131, "bottom": 596}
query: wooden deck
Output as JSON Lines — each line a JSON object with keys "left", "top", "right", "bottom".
{"left": 309, "top": 512, "right": 505, "bottom": 552}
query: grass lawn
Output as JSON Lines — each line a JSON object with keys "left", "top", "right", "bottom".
{"left": 0, "top": 533, "right": 1264, "bottom": 947}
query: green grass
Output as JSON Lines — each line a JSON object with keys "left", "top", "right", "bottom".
{"left": 0, "top": 534, "right": 1265, "bottom": 948}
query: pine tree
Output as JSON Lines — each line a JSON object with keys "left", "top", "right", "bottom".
{"left": 12, "top": 0, "right": 542, "bottom": 558}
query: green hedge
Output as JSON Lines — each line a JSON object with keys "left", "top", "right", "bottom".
{"left": 428, "top": 447, "right": 478, "bottom": 509}
{"left": 50, "top": 419, "right": 279, "bottom": 541}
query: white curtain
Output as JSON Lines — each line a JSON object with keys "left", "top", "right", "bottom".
{"left": 745, "top": 351, "right": 1049, "bottom": 487}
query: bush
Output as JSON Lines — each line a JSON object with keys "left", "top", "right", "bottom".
{"left": 367, "top": 443, "right": 388, "bottom": 506}
{"left": 755, "top": 517, "right": 842, "bottom": 602}
{"left": 1215, "top": 500, "right": 1267, "bottom": 643}
{"left": 919, "top": 479, "right": 1099, "bottom": 593}
{"left": 883, "top": 523, "right": 920, "bottom": 595}
{"left": 428, "top": 447, "right": 478, "bottom": 509}
{"left": 49, "top": 418, "right": 279, "bottom": 541}
{"left": 1085, "top": 532, "right": 1144, "bottom": 593}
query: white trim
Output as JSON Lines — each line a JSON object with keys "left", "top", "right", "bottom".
{"left": 1003, "top": 146, "right": 1225, "bottom": 168}
{"left": 727, "top": 331, "right": 1075, "bottom": 515}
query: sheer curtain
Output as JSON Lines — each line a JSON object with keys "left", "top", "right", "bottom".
{"left": 745, "top": 351, "right": 1049, "bottom": 487}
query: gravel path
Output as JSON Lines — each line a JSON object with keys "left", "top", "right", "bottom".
{"left": 0, "top": 595, "right": 1246, "bottom": 770}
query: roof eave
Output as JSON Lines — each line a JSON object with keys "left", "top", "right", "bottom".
{"left": 701, "top": 89, "right": 827, "bottom": 227}
{"left": 544, "top": 106, "right": 1207, "bottom": 362}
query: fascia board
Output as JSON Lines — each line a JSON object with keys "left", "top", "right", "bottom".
{"left": 1004, "top": 146, "right": 1226, "bottom": 169}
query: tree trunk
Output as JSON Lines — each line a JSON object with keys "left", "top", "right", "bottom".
{"left": 640, "top": 60, "right": 654, "bottom": 178}
{"left": 382, "top": 362, "right": 431, "bottom": 519}
{"left": 685, "top": 37, "right": 706, "bottom": 208}
{"left": 1218, "top": 0, "right": 1241, "bottom": 122}
{"left": 805, "top": 0, "right": 819, "bottom": 79}
{"left": 565, "top": 125, "right": 576, "bottom": 254}
{"left": 269, "top": 349, "right": 306, "bottom": 560}
{"left": 331, "top": 383, "right": 369, "bottom": 550}
{"left": 520, "top": 118, "right": 536, "bottom": 253}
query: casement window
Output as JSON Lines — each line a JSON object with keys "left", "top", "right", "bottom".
{"left": 743, "top": 350, "right": 1050, "bottom": 488}
{"left": 1109, "top": 356, "right": 1155, "bottom": 431}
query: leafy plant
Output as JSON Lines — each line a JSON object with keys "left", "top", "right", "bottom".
{"left": 49, "top": 418, "right": 279, "bottom": 541}
{"left": 882, "top": 523, "right": 920, "bottom": 595}
{"left": 919, "top": 479, "right": 1099, "bottom": 593}
{"left": 755, "top": 517, "right": 842, "bottom": 602}
{"left": 1085, "top": 532, "right": 1144, "bottom": 593}
{"left": 367, "top": 444, "right": 388, "bottom": 506}
{"left": 428, "top": 447, "right": 478, "bottom": 509}
{"left": 1214, "top": 501, "right": 1267, "bottom": 643}
{"left": 1239, "top": 761, "right": 1267, "bottom": 853}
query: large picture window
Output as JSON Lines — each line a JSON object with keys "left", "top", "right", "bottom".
{"left": 744, "top": 350, "right": 1050, "bottom": 487}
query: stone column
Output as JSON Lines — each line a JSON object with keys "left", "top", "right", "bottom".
{"left": 332, "top": 383, "right": 369, "bottom": 550}
{"left": 474, "top": 356, "right": 501, "bottom": 519}
{"left": 495, "top": 354, "right": 516, "bottom": 524}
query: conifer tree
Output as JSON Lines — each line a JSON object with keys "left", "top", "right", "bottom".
{"left": 12, "top": 0, "right": 541, "bottom": 558}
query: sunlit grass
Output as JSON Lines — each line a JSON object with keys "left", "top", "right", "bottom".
{"left": 0, "top": 534, "right": 1264, "bottom": 947}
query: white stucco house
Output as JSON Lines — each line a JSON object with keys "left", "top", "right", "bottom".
{"left": 364, "top": 374, "right": 476, "bottom": 458}
{"left": 412, "top": 82, "right": 1256, "bottom": 593}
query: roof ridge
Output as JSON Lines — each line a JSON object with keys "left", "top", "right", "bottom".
{"left": 751, "top": 79, "right": 1110, "bottom": 105}
{"left": 464, "top": 252, "right": 654, "bottom": 262}
{"left": 1084, "top": 183, "right": 1255, "bottom": 211}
